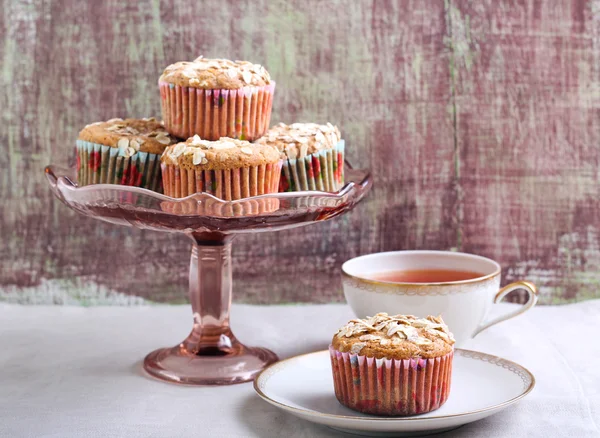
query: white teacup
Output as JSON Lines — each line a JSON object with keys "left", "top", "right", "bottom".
{"left": 341, "top": 250, "right": 538, "bottom": 346}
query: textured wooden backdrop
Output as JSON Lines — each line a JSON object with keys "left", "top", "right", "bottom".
{"left": 1, "top": 0, "right": 599, "bottom": 305}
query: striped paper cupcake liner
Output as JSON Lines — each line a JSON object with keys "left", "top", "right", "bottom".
{"left": 279, "top": 140, "right": 345, "bottom": 193}
{"left": 161, "top": 161, "right": 282, "bottom": 200}
{"left": 160, "top": 162, "right": 282, "bottom": 217}
{"left": 329, "top": 345, "right": 453, "bottom": 416}
{"left": 159, "top": 82, "right": 275, "bottom": 141}
{"left": 76, "top": 140, "right": 163, "bottom": 192}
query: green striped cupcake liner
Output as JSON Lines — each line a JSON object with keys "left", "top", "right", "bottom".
{"left": 76, "top": 140, "right": 163, "bottom": 192}
{"left": 279, "top": 140, "right": 345, "bottom": 193}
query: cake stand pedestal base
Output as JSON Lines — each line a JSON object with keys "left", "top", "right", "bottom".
{"left": 143, "top": 344, "right": 278, "bottom": 385}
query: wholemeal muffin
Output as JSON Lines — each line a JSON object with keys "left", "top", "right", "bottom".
{"left": 76, "top": 117, "right": 178, "bottom": 191}
{"left": 330, "top": 313, "right": 455, "bottom": 416}
{"left": 254, "top": 122, "right": 345, "bottom": 192}
{"left": 159, "top": 57, "right": 275, "bottom": 141}
{"left": 160, "top": 135, "right": 282, "bottom": 200}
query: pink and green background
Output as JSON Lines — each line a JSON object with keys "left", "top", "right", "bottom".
{"left": 1, "top": 0, "right": 599, "bottom": 305}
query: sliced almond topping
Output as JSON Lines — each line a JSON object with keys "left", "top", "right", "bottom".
{"left": 212, "top": 141, "right": 236, "bottom": 150}
{"left": 171, "top": 143, "right": 186, "bottom": 158}
{"left": 350, "top": 343, "right": 366, "bottom": 355}
{"left": 117, "top": 138, "right": 129, "bottom": 149}
{"left": 193, "top": 149, "right": 206, "bottom": 165}
{"left": 190, "top": 134, "right": 203, "bottom": 146}
{"left": 240, "top": 146, "right": 253, "bottom": 155}
{"left": 130, "top": 139, "right": 141, "bottom": 151}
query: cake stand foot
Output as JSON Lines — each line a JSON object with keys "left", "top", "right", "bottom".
{"left": 143, "top": 234, "right": 278, "bottom": 385}
{"left": 143, "top": 343, "right": 278, "bottom": 385}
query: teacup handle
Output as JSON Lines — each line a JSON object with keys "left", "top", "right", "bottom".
{"left": 473, "top": 281, "right": 538, "bottom": 338}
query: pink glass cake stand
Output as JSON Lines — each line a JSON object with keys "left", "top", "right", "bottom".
{"left": 45, "top": 164, "right": 372, "bottom": 386}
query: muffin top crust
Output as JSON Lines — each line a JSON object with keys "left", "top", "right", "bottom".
{"left": 161, "top": 135, "right": 280, "bottom": 171}
{"left": 78, "top": 118, "right": 178, "bottom": 156}
{"left": 159, "top": 56, "right": 272, "bottom": 89}
{"left": 331, "top": 313, "right": 455, "bottom": 360}
{"left": 255, "top": 122, "right": 341, "bottom": 159}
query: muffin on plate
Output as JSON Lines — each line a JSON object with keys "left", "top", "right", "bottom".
{"left": 160, "top": 135, "right": 282, "bottom": 200}
{"left": 76, "top": 117, "right": 177, "bottom": 191}
{"left": 330, "top": 313, "right": 454, "bottom": 416}
{"left": 159, "top": 57, "right": 275, "bottom": 141}
{"left": 254, "top": 122, "right": 344, "bottom": 192}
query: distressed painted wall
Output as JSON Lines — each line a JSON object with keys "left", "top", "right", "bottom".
{"left": 1, "top": 0, "right": 599, "bottom": 305}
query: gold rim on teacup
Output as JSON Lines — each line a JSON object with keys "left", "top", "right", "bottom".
{"left": 341, "top": 251, "right": 501, "bottom": 289}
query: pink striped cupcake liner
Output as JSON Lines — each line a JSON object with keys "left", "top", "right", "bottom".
{"left": 160, "top": 162, "right": 282, "bottom": 216}
{"left": 329, "top": 345, "right": 453, "bottom": 416}
{"left": 159, "top": 82, "right": 275, "bottom": 141}
{"left": 161, "top": 161, "right": 282, "bottom": 200}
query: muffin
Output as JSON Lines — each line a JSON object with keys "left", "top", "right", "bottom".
{"left": 330, "top": 313, "right": 454, "bottom": 416}
{"left": 254, "top": 122, "right": 345, "bottom": 192}
{"left": 76, "top": 117, "right": 178, "bottom": 191}
{"left": 159, "top": 57, "right": 275, "bottom": 141}
{"left": 160, "top": 135, "right": 282, "bottom": 200}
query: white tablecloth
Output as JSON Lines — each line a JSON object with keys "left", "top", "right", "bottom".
{"left": 0, "top": 301, "right": 599, "bottom": 437}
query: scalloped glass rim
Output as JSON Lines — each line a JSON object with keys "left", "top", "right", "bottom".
{"left": 45, "top": 164, "right": 366, "bottom": 204}
{"left": 45, "top": 163, "right": 372, "bottom": 234}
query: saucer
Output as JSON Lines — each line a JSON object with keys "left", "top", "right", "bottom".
{"left": 254, "top": 348, "right": 535, "bottom": 437}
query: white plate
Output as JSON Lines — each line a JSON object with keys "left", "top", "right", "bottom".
{"left": 254, "top": 349, "right": 535, "bottom": 437}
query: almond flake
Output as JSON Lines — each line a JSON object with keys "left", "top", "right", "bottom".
{"left": 242, "top": 71, "right": 252, "bottom": 84}
{"left": 227, "top": 68, "right": 238, "bottom": 79}
{"left": 190, "top": 134, "right": 203, "bottom": 146}
{"left": 130, "top": 139, "right": 141, "bottom": 151}
{"left": 212, "top": 141, "right": 236, "bottom": 150}
{"left": 240, "top": 146, "right": 253, "bottom": 155}
{"left": 359, "top": 334, "right": 382, "bottom": 341}
{"left": 193, "top": 149, "right": 206, "bottom": 165}
{"left": 157, "top": 136, "right": 172, "bottom": 145}
{"left": 189, "top": 78, "right": 200, "bottom": 86}
{"left": 171, "top": 143, "right": 186, "bottom": 158}
{"left": 350, "top": 343, "right": 366, "bottom": 355}
{"left": 182, "top": 69, "right": 195, "bottom": 78}
{"left": 117, "top": 138, "right": 130, "bottom": 149}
